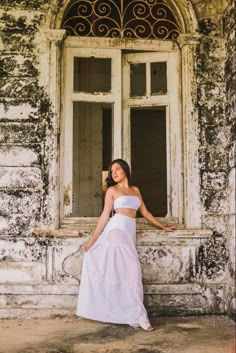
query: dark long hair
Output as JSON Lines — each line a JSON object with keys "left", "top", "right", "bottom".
{"left": 106, "top": 159, "right": 131, "bottom": 188}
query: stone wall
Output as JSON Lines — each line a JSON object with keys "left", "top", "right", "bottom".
{"left": 192, "top": 0, "right": 228, "bottom": 234}
{"left": 0, "top": 0, "right": 58, "bottom": 237}
{"left": 192, "top": 0, "right": 235, "bottom": 318}
{"left": 0, "top": 226, "right": 229, "bottom": 318}
{"left": 224, "top": 0, "right": 236, "bottom": 319}
{"left": 0, "top": 0, "right": 234, "bottom": 318}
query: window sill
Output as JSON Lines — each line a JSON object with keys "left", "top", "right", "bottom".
{"left": 32, "top": 217, "right": 212, "bottom": 240}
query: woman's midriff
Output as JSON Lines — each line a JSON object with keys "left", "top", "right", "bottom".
{"left": 115, "top": 208, "right": 137, "bottom": 219}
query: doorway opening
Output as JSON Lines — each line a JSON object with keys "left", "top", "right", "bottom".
{"left": 131, "top": 107, "right": 167, "bottom": 216}
{"left": 72, "top": 102, "right": 112, "bottom": 216}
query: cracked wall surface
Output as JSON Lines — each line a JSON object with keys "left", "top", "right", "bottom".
{"left": 0, "top": 0, "right": 235, "bottom": 318}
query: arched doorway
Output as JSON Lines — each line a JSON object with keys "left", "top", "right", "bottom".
{"left": 61, "top": 0, "right": 182, "bottom": 219}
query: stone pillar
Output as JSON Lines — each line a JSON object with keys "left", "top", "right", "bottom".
{"left": 37, "top": 29, "right": 66, "bottom": 229}
{"left": 177, "top": 34, "right": 203, "bottom": 229}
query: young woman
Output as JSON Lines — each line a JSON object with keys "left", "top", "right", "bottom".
{"left": 76, "top": 159, "right": 177, "bottom": 331}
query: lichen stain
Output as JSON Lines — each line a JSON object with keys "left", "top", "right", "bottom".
{"left": 0, "top": 8, "right": 56, "bottom": 228}
{"left": 0, "top": 190, "right": 41, "bottom": 215}
{"left": 64, "top": 185, "right": 71, "bottom": 206}
{"left": 0, "top": 238, "right": 46, "bottom": 262}
{"left": 0, "top": 12, "right": 44, "bottom": 52}
{"left": 0, "top": 0, "right": 50, "bottom": 10}
{"left": 0, "top": 123, "right": 46, "bottom": 144}
{"left": 0, "top": 56, "right": 39, "bottom": 78}
{"left": 196, "top": 237, "right": 229, "bottom": 281}
{"left": 198, "top": 18, "right": 217, "bottom": 35}
{"left": 195, "top": 32, "right": 228, "bottom": 216}
{"left": 0, "top": 84, "right": 55, "bottom": 226}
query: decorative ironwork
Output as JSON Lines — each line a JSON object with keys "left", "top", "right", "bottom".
{"left": 62, "top": 0, "right": 180, "bottom": 40}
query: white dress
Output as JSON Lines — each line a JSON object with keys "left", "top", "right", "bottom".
{"left": 76, "top": 195, "right": 149, "bottom": 326}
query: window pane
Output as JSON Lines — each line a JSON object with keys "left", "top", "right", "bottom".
{"left": 130, "top": 63, "right": 146, "bottom": 96}
{"left": 151, "top": 62, "right": 167, "bottom": 95}
{"left": 74, "top": 57, "right": 111, "bottom": 93}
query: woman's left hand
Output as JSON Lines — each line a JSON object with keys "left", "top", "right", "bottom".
{"left": 163, "top": 226, "right": 178, "bottom": 232}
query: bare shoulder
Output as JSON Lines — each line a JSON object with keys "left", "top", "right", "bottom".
{"left": 105, "top": 186, "right": 117, "bottom": 198}
{"left": 131, "top": 185, "right": 141, "bottom": 195}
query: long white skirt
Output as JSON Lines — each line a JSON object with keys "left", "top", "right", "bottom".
{"left": 76, "top": 213, "right": 149, "bottom": 325}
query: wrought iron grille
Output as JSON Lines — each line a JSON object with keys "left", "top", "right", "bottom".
{"left": 62, "top": 0, "right": 180, "bottom": 40}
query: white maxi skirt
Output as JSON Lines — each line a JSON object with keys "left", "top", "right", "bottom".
{"left": 76, "top": 213, "right": 149, "bottom": 325}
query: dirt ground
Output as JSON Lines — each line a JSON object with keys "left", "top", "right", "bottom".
{"left": 0, "top": 315, "right": 235, "bottom": 353}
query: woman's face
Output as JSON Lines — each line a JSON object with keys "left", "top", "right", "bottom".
{"left": 111, "top": 163, "right": 126, "bottom": 183}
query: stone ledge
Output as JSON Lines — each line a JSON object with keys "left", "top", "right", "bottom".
{"left": 0, "top": 283, "right": 217, "bottom": 296}
{"left": 60, "top": 216, "right": 180, "bottom": 229}
{"left": 0, "top": 308, "right": 75, "bottom": 319}
{"left": 0, "top": 284, "right": 79, "bottom": 295}
{"left": 31, "top": 228, "right": 213, "bottom": 240}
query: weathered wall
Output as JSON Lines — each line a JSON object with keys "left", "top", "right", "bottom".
{"left": 192, "top": 0, "right": 235, "bottom": 318}
{"left": 0, "top": 0, "right": 234, "bottom": 318}
{"left": 0, "top": 0, "right": 58, "bottom": 237}
{"left": 224, "top": 0, "right": 236, "bottom": 319}
{"left": 0, "top": 226, "right": 229, "bottom": 318}
{"left": 194, "top": 1, "right": 228, "bottom": 235}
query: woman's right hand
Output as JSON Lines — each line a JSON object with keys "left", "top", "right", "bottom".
{"left": 84, "top": 238, "right": 96, "bottom": 252}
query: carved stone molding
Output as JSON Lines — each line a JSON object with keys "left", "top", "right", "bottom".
{"left": 43, "top": 29, "right": 67, "bottom": 45}
{"left": 176, "top": 33, "right": 202, "bottom": 48}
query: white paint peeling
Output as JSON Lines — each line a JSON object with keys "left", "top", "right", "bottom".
{"left": 0, "top": 167, "right": 43, "bottom": 189}
{"left": 0, "top": 146, "right": 39, "bottom": 166}
{"left": 0, "top": 104, "right": 38, "bottom": 121}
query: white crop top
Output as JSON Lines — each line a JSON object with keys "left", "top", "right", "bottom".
{"left": 113, "top": 195, "right": 141, "bottom": 211}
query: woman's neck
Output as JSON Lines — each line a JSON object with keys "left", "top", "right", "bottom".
{"left": 117, "top": 180, "right": 129, "bottom": 189}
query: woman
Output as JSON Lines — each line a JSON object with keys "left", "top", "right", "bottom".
{"left": 76, "top": 159, "right": 177, "bottom": 331}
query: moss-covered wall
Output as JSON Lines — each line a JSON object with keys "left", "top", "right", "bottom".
{"left": 223, "top": 0, "right": 236, "bottom": 319}
{"left": 191, "top": 1, "right": 228, "bottom": 235}
{"left": 0, "top": 0, "right": 57, "bottom": 236}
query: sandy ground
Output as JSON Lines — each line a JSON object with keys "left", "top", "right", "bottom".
{"left": 0, "top": 315, "right": 235, "bottom": 353}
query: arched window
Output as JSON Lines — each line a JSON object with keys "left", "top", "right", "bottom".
{"left": 62, "top": 0, "right": 180, "bottom": 40}
{"left": 61, "top": 0, "right": 183, "bottom": 221}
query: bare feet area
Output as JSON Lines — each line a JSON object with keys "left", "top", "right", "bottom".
{"left": 0, "top": 316, "right": 234, "bottom": 353}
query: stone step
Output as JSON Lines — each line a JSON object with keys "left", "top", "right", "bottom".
{"left": 0, "top": 308, "right": 75, "bottom": 319}
{"left": 0, "top": 283, "right": 209, "bottom": 296}
{"left": 0, "top": 227, "right": 226, "bottom": 319}
{"left": 0, "top": 282, "right": 226, "bottom": 318}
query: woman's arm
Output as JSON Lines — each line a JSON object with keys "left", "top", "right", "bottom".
{"left": 84, "top": 188, "right": 114, "bottom": 251}
{"left": 136, "top": 187, "right": 177, "bottom": 232}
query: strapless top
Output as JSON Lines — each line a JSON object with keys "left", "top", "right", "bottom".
{"left": 113, "top": 195, "right": 141, "bottom": 211}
